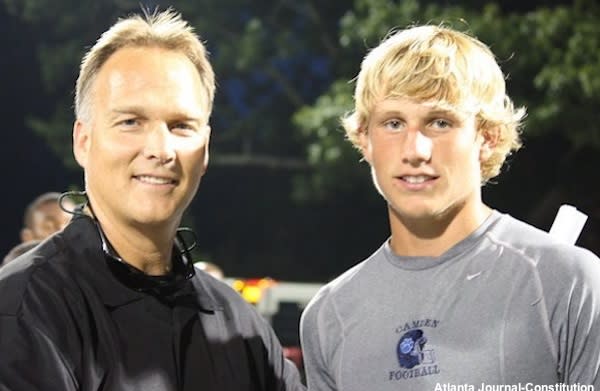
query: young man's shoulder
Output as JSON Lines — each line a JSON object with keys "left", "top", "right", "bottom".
{"left": 487, "top": 212, "right": 599, "bottom": 282}
{"left": 304, "top": 243, "right": 386, "bottom": 314}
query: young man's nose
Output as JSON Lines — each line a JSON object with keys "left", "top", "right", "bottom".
{"left": 402, "top": 129, "right": 433, "bottom": 165}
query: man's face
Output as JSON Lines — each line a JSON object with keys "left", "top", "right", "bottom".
{"left": 360, "top": 97, "right": 491, "bottom": 223}
{"left": 29, "top": 201, "right": 71, "bottom": 240}
{"left": 73, "top": 46, "right": 211, "bottom": 231}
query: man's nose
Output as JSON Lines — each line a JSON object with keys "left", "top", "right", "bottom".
{"left": 402, "top": 129, "right": 433, "bottom": 165}
{"left": 143, "top": 123, "right": 176, "bottom": 164}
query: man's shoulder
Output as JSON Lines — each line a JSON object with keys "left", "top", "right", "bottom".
{"left": 191, "top": 270, "right": 265, "bottom": 320}
{"left": 0, "top": 235, "right": 74, "bottom": 316}
{"left": 193, "top": 271, "right": 245, "bottom": 304}
{"left": 189, "top": 271, "right": 285, "bottom": 347}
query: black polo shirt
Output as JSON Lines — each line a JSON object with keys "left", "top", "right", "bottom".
{"left": 0, "top": 215, "right": 304, "bottom": 391}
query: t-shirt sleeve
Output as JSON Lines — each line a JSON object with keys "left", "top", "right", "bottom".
{"left": 0, "top": 314, "right": 78, "bottom": 391}
{"left": 300, "top": 287, "right": 340, "bottom": 391}
{"left": 556, "top": 248, "right": 600, "bottom": 385}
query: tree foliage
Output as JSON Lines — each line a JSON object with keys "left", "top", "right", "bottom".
{"left": 8, "top": 0, "right": 599, "bottom": 196}
{"left": 4, "top": 0, "right": 348, "bottom": 170}
{"left": 4, "top": 0, "right": 599, "bottom": 276}
{"left": 293, "top": 0, "right": 600, "bottom": 201}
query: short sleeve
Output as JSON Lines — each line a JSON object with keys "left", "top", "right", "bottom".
{"left": 300, "top": 287, "right": 341, "bottom": 391}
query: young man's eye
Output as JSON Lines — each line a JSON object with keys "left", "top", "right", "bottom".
{"left": 431, "top": 119, "right": 451, "bottom": 129}
{"left": 384, "top": 119, "right": 403, "bottom": 131}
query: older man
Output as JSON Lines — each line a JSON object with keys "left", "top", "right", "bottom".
{"left": 0, "top": 9, "right": 304, "bottom": 391}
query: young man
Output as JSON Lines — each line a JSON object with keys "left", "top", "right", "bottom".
{"left": 0, "top": 10, "right": 304, "bottom": 391}
{"left": 300, "top": 25, "right": 600, "bottom": 390}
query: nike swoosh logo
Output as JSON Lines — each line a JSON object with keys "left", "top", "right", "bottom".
{"left": 466, "top": 271, "right": 482, "bottom": 280}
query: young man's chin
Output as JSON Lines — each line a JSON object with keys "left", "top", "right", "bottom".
{"left": 389, "top": 203, "right": 440, "bottom": 222}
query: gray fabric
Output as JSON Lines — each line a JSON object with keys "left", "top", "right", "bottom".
{"left": 300, "top": 211, "right": 600, "bottom": 390}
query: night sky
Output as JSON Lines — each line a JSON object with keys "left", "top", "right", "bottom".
{"left": 1, "top": 5, "right": 78, "bottom": 258}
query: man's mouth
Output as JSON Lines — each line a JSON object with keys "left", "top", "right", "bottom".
{"left": 134, "top": 175, "right": 177, "bottom": 185}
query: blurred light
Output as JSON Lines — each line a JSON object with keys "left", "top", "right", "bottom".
{"left": 242, "top": 285, "right": 263, "bottom": 303}
{"left": 232, "top": 279, "right": 245, "bottom": 292}
{"left": 231, "top": 277, "right": 277, "bottom": 304}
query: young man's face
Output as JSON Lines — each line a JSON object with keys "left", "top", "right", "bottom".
{"left": 73, "top": 46, "right": 211, "bottom": 231}
{"left": 359, "top": 97, "right": 491, "bottom": 224}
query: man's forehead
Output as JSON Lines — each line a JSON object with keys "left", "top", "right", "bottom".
{"left": 93, "top": 47, "right": 209, "bottom": 120}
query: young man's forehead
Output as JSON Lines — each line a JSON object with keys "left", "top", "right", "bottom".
{"left": 373, "top": 96, "right": 477, "bottom": 115}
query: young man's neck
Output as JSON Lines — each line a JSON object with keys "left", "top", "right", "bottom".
{"left": 388, "top": 202, "right": 492, "bottom": 258}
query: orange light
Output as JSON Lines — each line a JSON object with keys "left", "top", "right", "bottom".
{"left": 231, "top": 278, "right": 278, "bottom": 304}
{"left": 242, "top": 285, "right": 263, "bottom": 304}
{"left": 258, "top": 278, "right": 276, "bottom": 289}
{"left": 232, "top": 279, "right": 245, "bottom": 293}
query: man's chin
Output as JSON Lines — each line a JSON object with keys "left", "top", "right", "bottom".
{"left": 127, "top": 210, "right": 182, "bottom": 229}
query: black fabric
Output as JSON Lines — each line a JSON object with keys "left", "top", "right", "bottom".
{"left": 0, "top": 215, "right": 304, "bottom": 391}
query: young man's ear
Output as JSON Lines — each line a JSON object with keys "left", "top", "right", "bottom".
{"left": 72, "top": 120, "right": 91, "bottom": 168}
{"left": 357, "top": 127, "right": 372, "bottom": 164}
{"left": 479, "top": 126, "right": 500, "bottom": 162}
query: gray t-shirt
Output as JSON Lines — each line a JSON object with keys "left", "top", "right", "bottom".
{"left": 300, "top": 211, "right": 600, "bottom": 390}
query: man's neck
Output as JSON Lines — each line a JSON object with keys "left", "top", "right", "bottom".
{"left": 87, "top": 206, "right": 178, "bottom": 276}
{"left": 388, "top": 202, "right": 492, "bottom": 258}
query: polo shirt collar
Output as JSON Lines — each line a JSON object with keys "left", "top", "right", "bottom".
{"left": 63, "top": 214, "right": 218, "bottom": 311}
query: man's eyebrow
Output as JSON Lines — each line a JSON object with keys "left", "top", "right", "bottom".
{"left": 168, "top": 113, "right": 203, "bottom": 122}
{"left": 109, "top": 107, "right": 203, "bottom": 122}
{"left": 109, "top": 106, "right": 146, "bottom": 115}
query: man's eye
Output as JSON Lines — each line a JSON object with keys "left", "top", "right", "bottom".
{"left": 171, "top": 123, "right": 195, "bottom": 132}
{"left": 120, "top": 118, "right": 138, "bottom": 127}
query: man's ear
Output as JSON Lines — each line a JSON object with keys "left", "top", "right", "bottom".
{"left": 357, "top": 128, "right": 372, "bottom": 164}
{"left": 73, "top": 120, "right": 91, "bottom": 168}
{"left": 201, "top": 125, "right": 211, "bottom": 175}
{"left": 479, "top": 126, "right": 500, "bottom": 162}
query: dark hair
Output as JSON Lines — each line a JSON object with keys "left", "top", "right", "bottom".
{"left": 23, "top": 192, "right": 62, "bottom": 229}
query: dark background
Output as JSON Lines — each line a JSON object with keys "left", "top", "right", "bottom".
{"left": 1, "top": 0, "right": 598, "bottom": 283}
